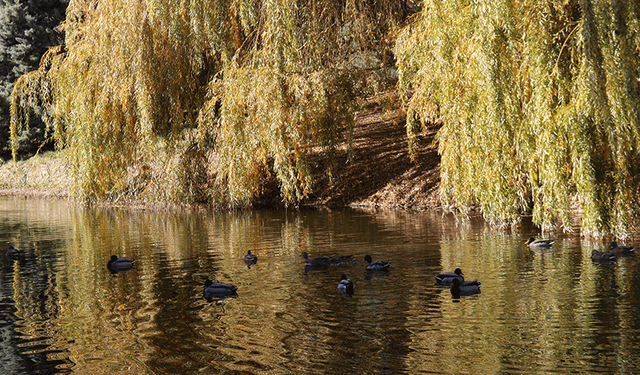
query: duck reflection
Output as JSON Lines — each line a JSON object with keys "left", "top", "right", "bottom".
{"left": 303, "top": 263, "right": 329, "bottom": 275}
{"left": 450, "top": 278, "right": 482, "bottom": 299}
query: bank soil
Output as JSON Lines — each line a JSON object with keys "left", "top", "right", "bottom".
{"left": 304, "top": 92, "right": 441, "bottom": 209}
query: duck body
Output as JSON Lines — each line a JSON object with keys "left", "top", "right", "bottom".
{"left": 526, "top": 238, "right": 554, "bottom": 248}
{"left": 435, "top": 268, "right": 464, "bottom": 285}
{"left": 591, "top": 250, "right": 616, "bottom": 262}
{"left": 364, "top": 255, "right": 390, "bottom": 271}
{"left": 451, "top": 278, "right": 482, "bottom": 297}
{"left": 107, "top": 255, "right": 136, "bottom": 272}
{"left": 300, "top": 252, "right": 331, "bottom": 267}
{"left": 6, "top": 246, "right": 20, "bottom": 261}
{"left": 203, "top": 278, "right": 238, "bottom": 300}
{"left": 337, "top": 274, "right": 355, "bottom": 295}
{"left": 459, "top": 279, "right": 481, "bottom": 286}
{"left": 244, "top": 250, "right": 258, "bottom": 264}
{"left": 609, "top": 241, "right": 636, "bottom": 257}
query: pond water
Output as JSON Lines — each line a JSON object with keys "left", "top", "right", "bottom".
{"left": 1, "top": 196, "right": 639, "bottom": 374}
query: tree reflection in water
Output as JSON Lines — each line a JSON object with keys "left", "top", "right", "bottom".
{"left": 1, "top": 197, "right": 639, "bottom": 374}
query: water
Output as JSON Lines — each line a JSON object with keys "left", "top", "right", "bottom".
{"left": 1, "top": 197, "right": 639, "bottom": 374}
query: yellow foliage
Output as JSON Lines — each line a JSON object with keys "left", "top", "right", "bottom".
{"left": 11, "top": 0, "right": 410, "bottom": 206}
{"left": 396, "top": 0, "right": 640, "bottom": 237}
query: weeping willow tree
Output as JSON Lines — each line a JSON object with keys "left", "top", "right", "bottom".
{"left": 10, "top": 0, "right": 411, "bottom": 206}
{"left": 396, "top": 0, "right": 640, "bottom": 237}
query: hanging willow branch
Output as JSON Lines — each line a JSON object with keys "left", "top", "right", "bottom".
{"left": 11, "top": 0, "right": 413, "bottom": 206}
{"left": 396, "top": 0, "right": 640, "bottom": 237}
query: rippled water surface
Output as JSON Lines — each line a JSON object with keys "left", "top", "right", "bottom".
{"left": 1, "top": 197, "right": 640, "bottom": 374}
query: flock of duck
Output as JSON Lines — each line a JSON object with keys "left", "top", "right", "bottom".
{"left": 300, "top": 251, "right": 482, "bottom": 298}
{"left": 5, "top": 237, "right": 636, "bottom": 301}
{"left": 258, "top": 250, "right": 479, "bottom": 299}
{"left": 525, "top": 237, "right": 637, "bottom": 262}
{"left": 199, "top": 251, "right": 396, "bottom": 300}
{"left": 591, "top": 241, "right": 637, "bottom": 261}
{"left": 299, "top": 251, "right": 392, "bottom": 297}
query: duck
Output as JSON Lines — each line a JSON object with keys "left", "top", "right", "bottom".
{"left": 337, "top": 274, "right": 355, "bottom": 295}
{"left": 435, "top": 268, "right": 480, "bottom": 286}
{"left": 435, "top": 268, "right": 463, "bottom": 284}
{"left": 364, "top": 255, "right": 390, "bottom": 271}
{"left": 609, "top": 241, "right": 636, "bottom": 257}
{"left": 244, "top": 250, "right": 258, "bottom": 264}
{"left": 6, "top": 246, "right": 20, "bottom": 261}
{"left": 203, "top": 278, "right": 238, "bottom": 300}
{"left": 451, "top": 277, "right": 482, "bottom": 297}
{"left": 591, "top": 249, "right": 616, "bottom": 262}
{"left": 525, "top": 237, "right": 554, "bottom": 248}
{"left": 300, "top": 252, "right": 331, "bottom": 267}
{"left": 107, "top": 255, "right": 136, "bottom": 273}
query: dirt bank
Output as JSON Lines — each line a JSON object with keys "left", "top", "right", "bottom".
{"left": 305, "top": 92, "right": 441, "bottom": 209}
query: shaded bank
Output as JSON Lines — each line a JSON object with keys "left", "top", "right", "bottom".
{"left": 305, "top": 92, "right": 440, "bottom": 209}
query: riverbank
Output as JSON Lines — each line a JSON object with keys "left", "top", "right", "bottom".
{"left": 0, "top": 151, "right": 70, "bottom": 199}
{"left": 305, "top": 92, "right": 441, "bottom": 210}
{"left": 0, "top": 92, "right": 441, "bottom": 209}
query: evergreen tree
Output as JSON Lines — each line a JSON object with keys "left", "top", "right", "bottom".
{"left": 0, "top": 0, "right": 67, "bottom": 159}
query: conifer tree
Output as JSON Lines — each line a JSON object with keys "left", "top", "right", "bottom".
{"left": 0, "top": 0, "right": 67, "bottom": 159}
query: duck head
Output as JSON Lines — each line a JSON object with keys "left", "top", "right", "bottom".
{"left": 6, "top": 246, "right": 20, "bottom": 261}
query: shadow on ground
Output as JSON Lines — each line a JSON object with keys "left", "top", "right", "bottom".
{"left": 307, "top": 92, "right": 441, "bottom": 209}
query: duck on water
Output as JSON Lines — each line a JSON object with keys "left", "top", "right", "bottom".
{"left": 203, "top": 278, "right": 238, "bottom": 300}
{"left": 107, "top": 255, "right": 136, "bottom": 273}
{"left": 363, "top": 255, "right": 390, "bottom": 271}
{"left": 609, "top": 241, "right": 636, "bottom": 257}
{"left": 525, "top": 238, "right": 554, "bottom": 249}
{"left": 337, "top": 274, "right": 355, "bottom": 296}
{"left": 244, "top": 250, "right": 258, "bottom": 266}
{"left": 6, "top": 246, "right": 20, "bottom": 261}
{"left": 451, "top": 278, "right": 482, "bottom": 298}
{"left": 435, "top": 268, "right": 480, "bottom": 286}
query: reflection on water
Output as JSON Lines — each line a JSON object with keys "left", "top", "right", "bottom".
{"left": 1, "top": 197, "right": 640, "bottom": 374}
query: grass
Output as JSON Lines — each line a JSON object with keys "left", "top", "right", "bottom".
{"left": 0, "top": 151, "right": 70, "bottom": 198}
